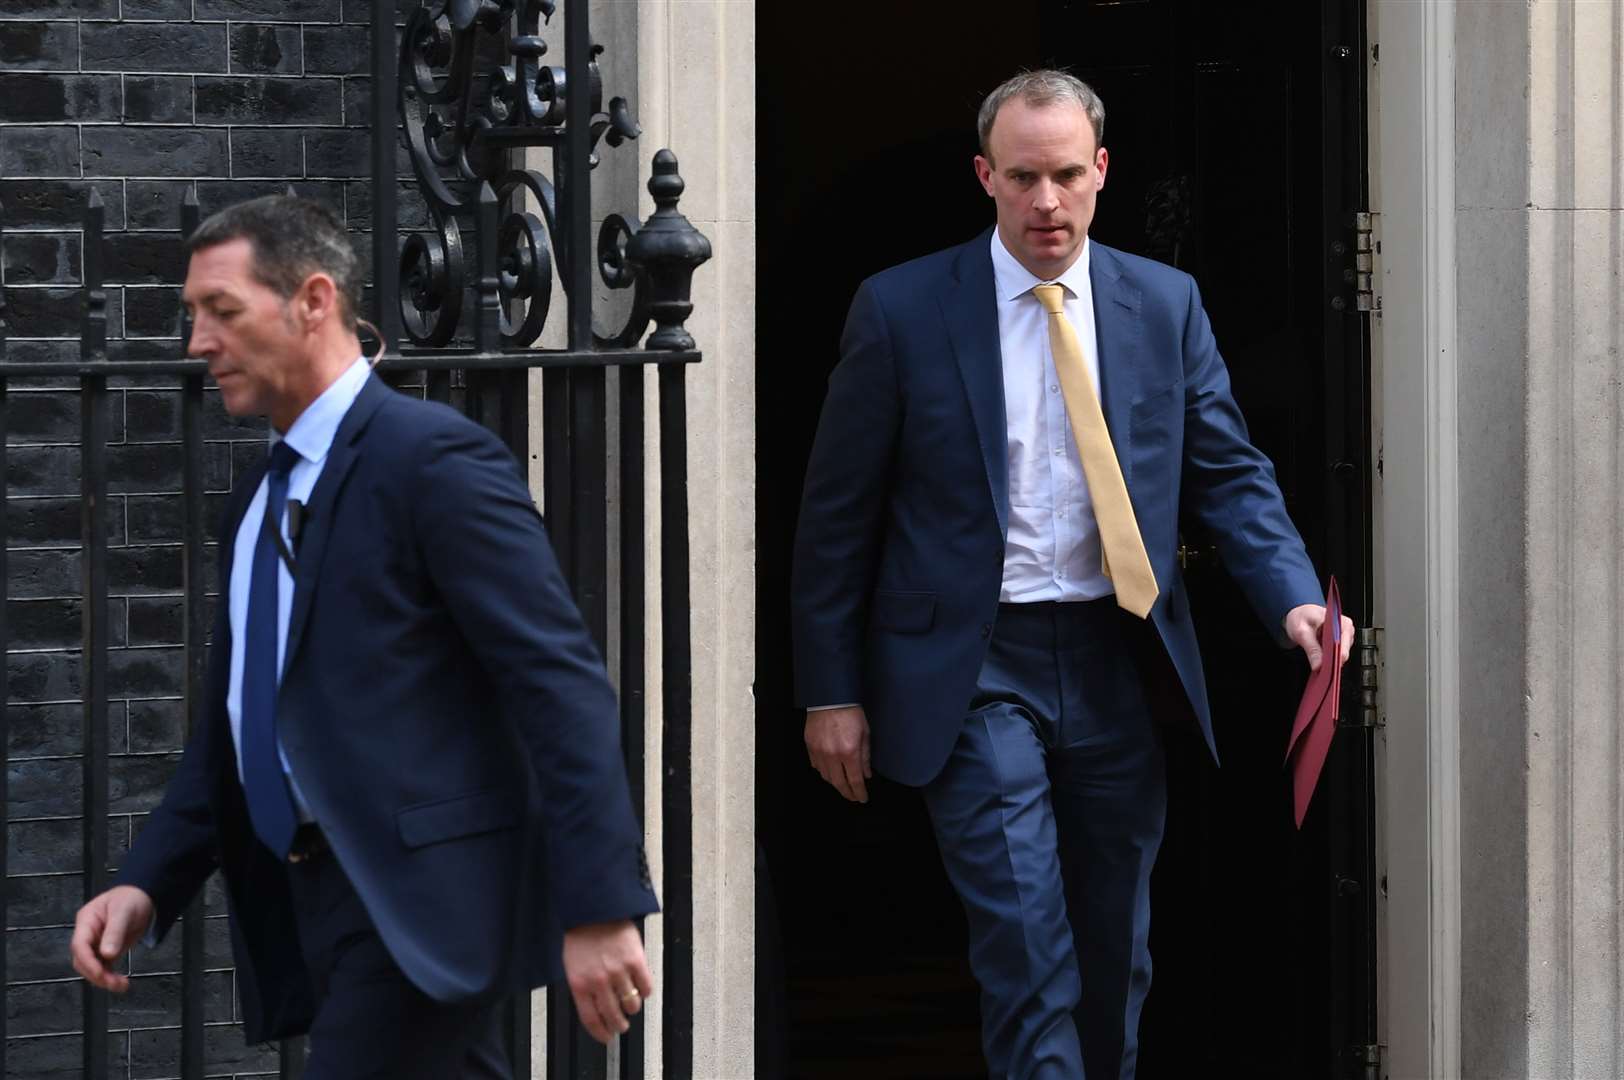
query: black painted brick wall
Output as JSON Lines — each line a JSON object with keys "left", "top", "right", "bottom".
{"left": 1, "top": 4, "right": 422, "bottom": 1077}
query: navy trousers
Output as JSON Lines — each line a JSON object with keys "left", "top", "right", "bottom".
{"left": 922, "top": 599, "right": 1168, "bottom": 1080}
{"left": 284, "top": 845, "right": 512, "bottom": 1079}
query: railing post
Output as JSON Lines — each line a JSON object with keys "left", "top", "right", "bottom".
{"left": 475, "top": 182, "right": 503, "bottom": 355}
{"left": 564, "top": 0, "right": 593, "bottom": 353}
{"left": 658, "top": 359, "right": 693, "bottom": 1080}
{"left": 0, "top": 196, "right": 9, "bottom": 1080}
{"left": 624, "top": 146, "right": 708, "bottom": 1080}
{"left": 178, "top": 188, "right": 208, "bottom": 1080}
{"left": 80, "top": 187, "right": 112, "bottom": 1080}
{"left": 372, "top": 0, "right": 401, "bottom": 352}
{"left": 618, "top": 366, "right": 646, "bottom": 1080}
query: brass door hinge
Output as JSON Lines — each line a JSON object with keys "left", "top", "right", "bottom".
{"left": 1340, "top": 626, "right": 1384, "bottom": 729}
{"left": 1355, "top": 211, "right": 1380, "bottom": 313}
{"left": 1351, "top": 1041, "right": 1384, "bottom": 1080}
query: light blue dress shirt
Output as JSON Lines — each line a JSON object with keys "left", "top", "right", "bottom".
{"left": 226, "top": 356, "right": 371, "bottom": 822}
{"left": 990, "top": 229, "right": 1113, "bottom": 604}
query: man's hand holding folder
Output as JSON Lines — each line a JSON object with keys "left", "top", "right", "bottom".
{"left": 1283, "top": 579, "right": 1355, "bottom": 828}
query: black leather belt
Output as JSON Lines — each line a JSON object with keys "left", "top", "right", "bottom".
{"left": 286, "top": 824, "right": 329, "bottom": 864}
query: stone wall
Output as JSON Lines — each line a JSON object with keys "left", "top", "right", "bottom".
{"left": 632, "top": 3, "right": 756, "bottom": 1075}
{"left": 1455, "top": 0, "right": 1624, "bottom": 1076}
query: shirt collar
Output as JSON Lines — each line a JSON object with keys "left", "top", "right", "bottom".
{"left": 990, "top": 228, "right": 1092, "bottom": 305}
{"left": 274, "top": 357, "right": 371, "bottom": 466}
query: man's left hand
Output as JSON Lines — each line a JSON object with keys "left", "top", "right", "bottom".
{"left": 562, "top": 919, "right": 653, "bottom": 1045}
{"left": 1283, "top": 603, "right": 1356, "bottom": 672}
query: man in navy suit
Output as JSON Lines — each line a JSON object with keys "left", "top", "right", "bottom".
{"left": 69, "top": 196, "right": 656, "bottom": 1078}
{"left": 792, "top": 71, "right": 1354, "bottom": 1079}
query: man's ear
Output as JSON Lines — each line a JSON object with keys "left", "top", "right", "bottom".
{"left": 974, "top": 155, "right": 996, "bottom": 197}
{"left": 294, "top": 273, "right": 339, "bottom": 333}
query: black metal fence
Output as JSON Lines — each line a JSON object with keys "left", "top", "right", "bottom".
{"left": 0, "top": 0, "right": 708, "bottom": 1077}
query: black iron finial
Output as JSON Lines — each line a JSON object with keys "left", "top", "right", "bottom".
{"left": 180, "top": 186, "right": 200, "bottom": 239}
{"left": 649, "top": 151, "right": 683, "bottom": 208}
{"left": 180, "top": 189, "right": 201, "bottom": 352}
{"left": 82, "top": 191, "right": 107, "bottom": 362}
{"left": 626, "top": 151, "right": 711, "bottom": 351}
{"left": 474, "top": 180, "right": 502, "bottom": 353}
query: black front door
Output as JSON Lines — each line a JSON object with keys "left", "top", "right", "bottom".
{"left": 755, "top": 1, "right": 1373, "bottom": 1076}
{"left": 1051, "top": 1, "right": 1375, "bottom": 1076}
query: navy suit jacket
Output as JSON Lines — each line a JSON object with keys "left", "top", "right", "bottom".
{"left": 118, "top": 375, "right": 657, "bottom": 1042}
{"left": 791, "top": 231, "right": 1323, "bottom": 785}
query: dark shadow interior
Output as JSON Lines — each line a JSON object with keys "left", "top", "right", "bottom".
{"left": 755, "top": 3, "right": 1373, "bottom": 1076}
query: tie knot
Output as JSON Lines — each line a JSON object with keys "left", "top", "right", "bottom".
{"left": 1033, "top": 283, "right": 1066, "bottom": 315}
{"left": 267, "top": 441, "right": 301, "bottom": 477}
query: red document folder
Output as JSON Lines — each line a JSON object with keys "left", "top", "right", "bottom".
{"left": 1285, "top": 577, "right": 1342, "bottom": 829}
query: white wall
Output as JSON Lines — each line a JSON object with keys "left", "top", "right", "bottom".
{"left": 636, "top": 4, "right": 757, "bottom": 1076}
{"left": 1370, "top": 1, "right": 1460, "bottom": 1075}
{"left": 1519, "top": 3, "right": 1624, "bottom": 1075}
{"left": 1377, "top": 1, "right": 1624, "bottom": 1076}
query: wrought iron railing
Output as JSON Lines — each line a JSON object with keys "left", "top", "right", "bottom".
{"left": 0, "top": 1, "right": 709, "bottom": 1077}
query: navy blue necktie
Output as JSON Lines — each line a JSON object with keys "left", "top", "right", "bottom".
{"left": 241, "top": 441, "right": 302, "bottom": 857}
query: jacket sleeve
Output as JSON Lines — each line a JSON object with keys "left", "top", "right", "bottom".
{"left": 1176, "top": 275, "right": 1324, "bottom": 635}
{"left": 411, "top": 419, "right": 657, "bottom": 930}
{"left": 790, "top": 279, "right": 903, "bottom": 708}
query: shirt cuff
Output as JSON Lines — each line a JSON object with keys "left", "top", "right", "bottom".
{"left": 807, "top": 703, "right": 859, "bottom": 711}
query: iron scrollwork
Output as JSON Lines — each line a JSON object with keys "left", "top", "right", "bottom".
{"left": 397, "top": 0, "right": 705, "bottom": 350}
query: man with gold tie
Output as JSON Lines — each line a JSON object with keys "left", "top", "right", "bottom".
{"left": 790, "top": 70, "right": 1354, "bottom": 1079}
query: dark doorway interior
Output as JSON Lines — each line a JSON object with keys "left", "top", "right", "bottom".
{"left": 755, "top": 2, "right": 1373, "bottom": 1077}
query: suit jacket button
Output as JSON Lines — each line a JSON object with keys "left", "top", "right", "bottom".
{"left": 980, "top": 623, "right": 991, "bottom": 638}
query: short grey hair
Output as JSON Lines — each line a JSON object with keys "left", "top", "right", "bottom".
{"left": 977, "top": 69, "right": 1106, "bottom": 160}
{"left": 186, "top": 194, "right": 362, "bottom": 330}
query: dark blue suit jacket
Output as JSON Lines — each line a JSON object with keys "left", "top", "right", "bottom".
{"left": 791, "top": 232, "right": 1322, "bottom": 785}
{"left": 118, "top": 375, "right": 657, "bottom": 1042}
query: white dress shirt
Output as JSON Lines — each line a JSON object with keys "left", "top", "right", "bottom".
{"left": 991, "top": 229, "right": 1113, "bottom": 604}
{"left": 226, "top": 356, "right": 371, "bottom": 821}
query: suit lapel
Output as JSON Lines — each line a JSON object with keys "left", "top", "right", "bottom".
{"left": 282, "top": 373, "right": 390, "bottom": 671}
{"left": 939, "top": 231, "right": 1010, "bottom": 535}
{"left": 1090, "top": 244, "right": 1144, "bottom": 485}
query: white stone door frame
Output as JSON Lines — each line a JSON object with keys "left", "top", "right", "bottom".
{"left": 1369, "top": 1, "right": 1462, "bottom": 1077}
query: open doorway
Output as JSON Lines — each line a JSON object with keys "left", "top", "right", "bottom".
{"left": 755, "top": 2, "right": 1374, "bottom": 1076}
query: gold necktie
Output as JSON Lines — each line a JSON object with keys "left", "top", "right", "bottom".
{"left": 1033, "top": 283, "right": 1159, "bottom": 618}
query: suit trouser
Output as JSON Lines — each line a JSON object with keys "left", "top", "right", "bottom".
{"left": 283, "top": 841, "right": 512, "bottom": 1080}
{"left": 922, "top": 599, "right": 1168, "bottom": 1080}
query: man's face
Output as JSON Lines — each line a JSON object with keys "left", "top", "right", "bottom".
{"left": 182, "top": 238, "right": 306, "bottom": 422}
{"left": 974, "top": 98, "right": 1107, "bottom": 280}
